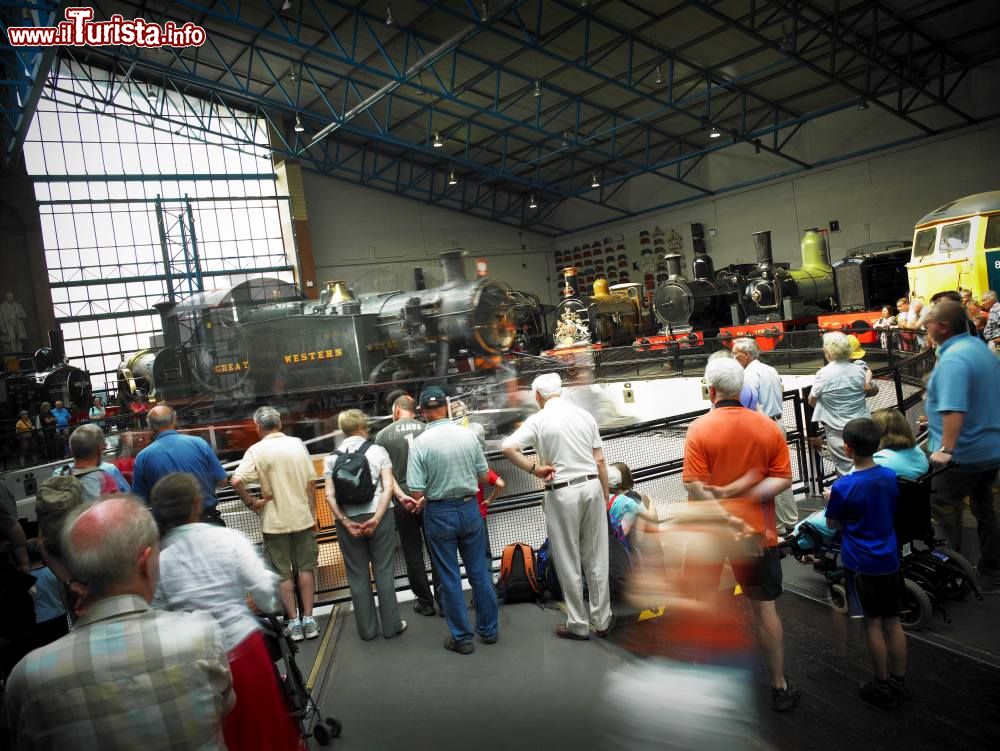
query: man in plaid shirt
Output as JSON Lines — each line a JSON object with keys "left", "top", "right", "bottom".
{"left": 4, "top": 496, "right": 234, "bottom": 750}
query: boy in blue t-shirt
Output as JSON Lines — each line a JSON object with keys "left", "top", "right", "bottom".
{"left": 826, "top": 417, "right": 907, "bottom": 709}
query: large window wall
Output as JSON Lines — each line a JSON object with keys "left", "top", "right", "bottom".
{"left": 24, "top": 59, "right": 295, "bottom": 393}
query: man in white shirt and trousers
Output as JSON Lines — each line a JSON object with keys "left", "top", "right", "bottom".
{"left": 502, "top": 373, "right": 614, "bottom": 640}
{"left": 732, "top": 338, "right": 798, "bottom": 534}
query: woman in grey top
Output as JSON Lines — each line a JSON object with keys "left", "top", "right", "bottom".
{"left": 808, "top": 332, "right": 879, "bottom": 477}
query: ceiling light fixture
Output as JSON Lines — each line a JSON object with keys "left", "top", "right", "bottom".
{"left": 654, "top": 64, "right": 664, "bottom": 86}
{"left": 432, "top": 131, "right": 444, "bottom": 148}
{"left": 590, "top": 173, "right": 600, "bottom": 189}
{"left": 294, "top": 114, "right": 304, "bottom": 132}
{"left": 448, "top": 169, "right": 459, "bottom": 185}
{"left": 561, "top": 130, "right": 571, "bottom": 146}
{"left": 528, "top": 194, "right": 538, "bottom": 209}
{"left": 385, "top": 3, "right": 393, "bottom": 25}
{"left": 481, "top": 2, "right": 489, "bottom": 21}
{"left": 533, "top": 80, "right": 542, "bottom": 98}
{"left": 281, "top": 0, "right": 292, "bottom": 13}
{"left": 857, "top": 99, "right": 869, "bottom": 111}
{"left": 709, "top": 125, "right": 721, "bottom": 139}
{"left": 289, "top": 67, "right": 297, "bottom": 82}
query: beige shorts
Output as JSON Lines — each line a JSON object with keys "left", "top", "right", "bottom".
{"left": 263, "top": 528, "right": 318, "bottom": 579}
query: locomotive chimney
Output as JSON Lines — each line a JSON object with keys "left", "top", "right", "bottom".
{"left": 154, "top": 301, "right": 180, "bottom": 348}
{"left": 439, "top": 250, "right": 468, "bottom": 287}
{"left": 692, "top": 253, "right": 715, "bottom": 281}
{"left": 47, "top": 329, "right": 65, "bottom": 362}
{"left": 752, "top": 231, "right": 774, "bottom": 270}
{"left": 663, "top": 252, "right": 684, "bottom": 280}
{"left": 562, "top": 266, "right": 580, "bottom": 298}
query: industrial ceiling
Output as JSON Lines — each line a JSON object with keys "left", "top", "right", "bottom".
{"left": 3, "top": 0, "right": 999, "bottom": 235}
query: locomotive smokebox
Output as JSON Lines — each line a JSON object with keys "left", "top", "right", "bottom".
{"left": 753, "top": 231, "right": 774, "bottom": 270}
{"left": 440, "top": 250, "right": 468, "bottom": 287}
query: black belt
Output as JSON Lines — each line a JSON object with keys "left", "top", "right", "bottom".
{"left": 544, "top": 474, "right": 598, "bottom": 491}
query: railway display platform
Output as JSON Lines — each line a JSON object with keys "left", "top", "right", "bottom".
{"left": 302, "top": 585, "right": 999, "bottom": 750}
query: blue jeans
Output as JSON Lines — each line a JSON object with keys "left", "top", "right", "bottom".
{"left": 423, "top": 498, "right": 499, "bottom": 644}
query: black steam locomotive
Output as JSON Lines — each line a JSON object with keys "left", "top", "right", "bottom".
{"left": 650, "top": 229, "right": 837, "bottom": 332}
{"left": 1, "top": 332, "right": 92, "bottom": 422}
{"left": 116, "top": 251, "right": 518, "bottom": 407}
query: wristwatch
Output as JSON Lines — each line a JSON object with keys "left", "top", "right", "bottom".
{"left": 940, "top": 447, "right": 954, "bottom": 455}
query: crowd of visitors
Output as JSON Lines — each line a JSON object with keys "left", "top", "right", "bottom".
{"left": 2, "top": 285, "right": 999, "bottom": 746}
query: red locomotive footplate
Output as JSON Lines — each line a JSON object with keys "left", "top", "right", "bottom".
{"left": 632, "top": 331, "right": 705, "bottom": 351}
{"left": 817, "top": 311, "right": 882, "bottom": 345}
{"left": 717, "top": 322, "right": 786, "bottom": 351}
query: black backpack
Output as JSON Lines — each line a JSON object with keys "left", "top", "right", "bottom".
{"left": 497, "top": 543, "right": 540, "bottom": 603}
{"left": 330, "top": 441, "right": 376, "bottom": 506}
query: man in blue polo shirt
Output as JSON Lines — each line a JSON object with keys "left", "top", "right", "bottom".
{"left": 131, "top": 405, "right": 229, "bottom": 525}
{"left": 924, "top": 301, "right": 1000, "bottom": 587}
{"left": 406, "top": 387, "right": 497, "bottom": 655}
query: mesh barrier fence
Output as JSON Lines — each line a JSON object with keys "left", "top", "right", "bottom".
{"left": 218, "top": 344, "right": 933, "bottom": 603}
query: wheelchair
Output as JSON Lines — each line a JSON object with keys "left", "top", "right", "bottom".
{"left": 782, "top": 465, "right": 982, "bottom": 629}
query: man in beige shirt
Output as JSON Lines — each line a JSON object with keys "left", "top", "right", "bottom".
{"left": 232, "top": 406, "right": 319, "bottom": 641}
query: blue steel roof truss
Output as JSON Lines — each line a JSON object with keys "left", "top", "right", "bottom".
{"left": 5, "top": 0, "right": 998, "bottom": 235}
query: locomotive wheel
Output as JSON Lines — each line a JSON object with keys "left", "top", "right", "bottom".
{"left": 935, "top": 547, "right": 977, "bottom": 600}
{"left": 899, "top": 578, "right": 933, "bottom": 630}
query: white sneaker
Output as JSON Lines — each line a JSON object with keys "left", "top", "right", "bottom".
{"left": 286, "top": 618, "right": 304, "bottom": 642}
{"left": 302, "top": 616, "right": 320, "bottom": 640}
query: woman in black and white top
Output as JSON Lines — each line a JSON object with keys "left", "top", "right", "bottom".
{"left": 324, "top": 409, "right": 405, "bottom": 641}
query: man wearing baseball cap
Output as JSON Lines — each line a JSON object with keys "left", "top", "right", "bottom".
{"left": 406, "top": 387, "right": 498, "bottom": 654}
{"left": 502, "top": 373, "right": 613, "bottom": 640}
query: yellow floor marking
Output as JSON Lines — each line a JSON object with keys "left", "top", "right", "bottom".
{"left": 306, "top": 605, "right": 339, "bottom": 691}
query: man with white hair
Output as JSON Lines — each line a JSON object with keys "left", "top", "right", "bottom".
{"left": 731, "top": 338, "right": 798, "bottom": 533}
{"left": 5, "top": 496, "right": 234, "bottom": 748}
{"left": 231, "top": 406, "right": 319, "bottom": 641}
{"left": 502, "top": 373, "right": 613, "bottom": 640}
{"left": 682, "top": 358, "right": 800, "bottom": 712}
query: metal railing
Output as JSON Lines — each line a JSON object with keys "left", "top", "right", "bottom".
{"left": 217, "top": 343, "right": 933, "bottom": 604}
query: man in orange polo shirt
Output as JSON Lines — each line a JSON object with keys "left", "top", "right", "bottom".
{"left": 682, "top": 357, "right": 801, "bottom": 712}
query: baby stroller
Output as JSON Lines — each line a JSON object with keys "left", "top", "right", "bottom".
{"left": 257, "top": 613, "right": 342, "bottom": 746}
{"left": 783, "top": 466, "right": 982, "bottom": 629}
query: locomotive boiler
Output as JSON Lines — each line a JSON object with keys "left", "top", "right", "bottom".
{"left": 651, "top": 252, "right": 740, "bottom": 333}
{"left": 555, "top": 266, "right": 648, "bottom": 346}
{"left": 116, "top": 251, "right": 518, "bottom": 406}
{"left": 741, "top": 229, "right": 836, "bottom": 323}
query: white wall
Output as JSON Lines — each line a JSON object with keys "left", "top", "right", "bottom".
{"left": 302, "top": 172, "right": 556, "bottom": 304}
{"left": 554, "top": 122, "right": 1000, "bottom": 273}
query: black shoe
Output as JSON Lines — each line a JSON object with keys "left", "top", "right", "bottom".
{"left": 413, "top": 601, "right": 436, "bottom": 617}
{"left": 443, "top": 636, "right": 475, "bottom": 655}
{"left": 859, "top": 680, "right": 896, "bottom": 709}
{"left": 478, "top": 633, "right": 498, "bottom": 644}
{"left": 887, "top": 676, "right": 911, "bottom": 702}
{"left": 771, "top": 677, "right": 801, "bottom": 712}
